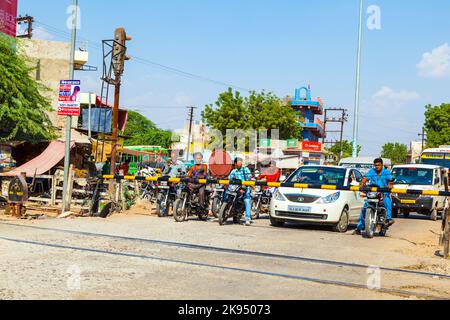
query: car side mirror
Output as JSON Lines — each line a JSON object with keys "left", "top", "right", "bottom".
{"left": 280, "top": 176, "right": 287, "bottom": 182}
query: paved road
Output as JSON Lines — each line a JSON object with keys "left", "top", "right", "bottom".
{"left": 0, "top": 211, "right": 449, "bottom": 300}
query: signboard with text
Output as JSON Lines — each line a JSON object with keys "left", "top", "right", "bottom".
{"left": 0, "top": 0, "right": 18, "bottom": 37}
{"left": 58, "top": 80, "right": 81, "bottom": 116}
{"left": 302, "top": 141, "right": 323, "bottom": 152}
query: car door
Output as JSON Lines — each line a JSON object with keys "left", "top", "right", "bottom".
{"left": 350, "top": 170, "right": 365, "bottom": 221}
{"left": 345, "top": 170, "right": 360, "bottom": 220}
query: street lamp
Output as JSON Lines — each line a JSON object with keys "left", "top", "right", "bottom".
{"left": 352, "top": 0, "right": 364, "bottom": 158}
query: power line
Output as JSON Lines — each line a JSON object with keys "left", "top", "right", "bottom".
{"left": 33, "top": 20, "right": 251, "bottom": 92}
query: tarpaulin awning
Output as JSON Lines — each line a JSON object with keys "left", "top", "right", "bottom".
{"left": 3, "top": 141, "right": 73, "bottom": 177}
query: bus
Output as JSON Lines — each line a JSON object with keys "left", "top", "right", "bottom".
{"left": 420, "top": 147, "right": 450, "bottom": 169}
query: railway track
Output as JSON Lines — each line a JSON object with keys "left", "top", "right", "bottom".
{"left": 1, "top": 221, "right": 449, "bottom": 299}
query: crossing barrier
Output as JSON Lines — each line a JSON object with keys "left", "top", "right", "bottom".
{"left": 102, "top": 175, "right": 450, "bottom": 197}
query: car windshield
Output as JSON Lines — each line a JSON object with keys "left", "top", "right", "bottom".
{"left": 287, "top": 167, "right": 347, "bottom": 186}
{"left": 392, "top": 168, "right": 434, "bottom": 186}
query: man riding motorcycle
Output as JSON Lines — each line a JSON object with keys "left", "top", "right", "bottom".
{"left": 228, "top": 157, "right": 253, "bottom": 226}
{"left": 354, "top": 158, "right": 395, "bottom": 235}
{"left": 187, "top": 153, "right": 209, "bottom": 209}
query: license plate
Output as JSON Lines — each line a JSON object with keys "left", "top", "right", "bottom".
{"left": 401, "top": 200, "right": 416, "bottom": 204}
{"left": 288, "top": 206, "right": 312, "bottom": 214}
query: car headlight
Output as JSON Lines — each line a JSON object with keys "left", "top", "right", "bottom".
{"left": 317, "top": 192, "right": 341, "bottom": 204}
{"left": 274, "top": 190, "right": 286, "bottom": 202}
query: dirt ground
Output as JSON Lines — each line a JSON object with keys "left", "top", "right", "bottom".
{"left": 0, "top": 204, "right": 449, "bottom": 300}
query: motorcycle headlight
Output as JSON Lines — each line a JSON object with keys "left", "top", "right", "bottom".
{"left": 317, "top": 192, "right": 341, "bottom": 204}
{"left": 274, "top": 190, "right": 286, "bottom": 202}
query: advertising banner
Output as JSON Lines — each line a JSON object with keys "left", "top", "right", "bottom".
{"left": 0, "top": 0, "right": 18, "bottom": 37}
{"left": 58, "top": 80, "right": 81, "bottom": 116}
{"left": 302, "top": 141, "right": 323, "bottom": 152}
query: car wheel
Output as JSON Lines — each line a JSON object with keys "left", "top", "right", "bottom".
{"left": 430, "top": 208, "right": 438, "bottom": 221}
{"left": 403, "top": 211, "right": 410, "bottom": 219}
{"left": 333, "top": 208, "right": 350, "bottom": 233}
{"left": 270, "top": 216, "right": 285, "bottom": 227}
{"left": 392, "top": 208, "right": 399, "bottom": 219}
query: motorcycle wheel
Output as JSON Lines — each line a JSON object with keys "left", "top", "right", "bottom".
{"left": 218, "top": 202, "right": 230, "bottom": 226}
{"left": 251, "top": 201, "right": 261, "bottom": 220}
{"left": 380, "top": 225, "right": 388, "bottom": 237}
{"left": 211, "top": 197, "right": 221, "bottom": 218}
{"left": 155, "top": 194, "right": 163, "bottom": 217}
{"left": 364, "top": 207, "right": 376, "bottom": 239}
{"left": 173, "top": 199, "right": 187, "bottom": 222}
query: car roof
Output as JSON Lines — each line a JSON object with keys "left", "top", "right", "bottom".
{"left": 299, "top": 165, "right": 348, "bottom": 171}
{"left": 339, "top": 157, "right": 392, "bottom": 165}
{"left": 393, "top": 164, "right": 442, "bottom": 170}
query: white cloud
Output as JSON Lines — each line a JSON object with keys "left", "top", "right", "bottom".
{"left": 174, "top": 92, "right": 192, "bottom": 106}
{"left": 417, "top": 43, "right": 450, "bottom": 78}
{"left": 372, "top": 86, "right": 420, "bottom": 105}
{"left": 32, "top": 27, "right": 55, "bottom": 41}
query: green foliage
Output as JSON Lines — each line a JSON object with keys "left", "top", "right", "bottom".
{"left": 0, "top": 36, "right": 56, "bottom": 143}
{"left": 327, "top": 140, "right": 361, "bottom": 160}
{"left": 202, "top": 88, "right": 302, "bottom": 147}
{"left": 381, "top": 142, "right": 408, "bottom": 165}
{"left": 424, "top": 103, "right": 450, "bottom": 148}
{"left": 122, "top": 110, "right": 172, "bottom": 148}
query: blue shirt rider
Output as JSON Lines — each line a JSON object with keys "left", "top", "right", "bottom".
{"left": 228, "top": 157, "right": 253, "bottom": 226}
{"left": 355, "top": 158, "right": 395, "bottom": 235}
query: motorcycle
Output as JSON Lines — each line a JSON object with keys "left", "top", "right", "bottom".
{"left": 139, "top": 166, "right": 158, "bottom": 203}
{"left": 251, "top": 186, "right": 274, "bottom": 220}
{"left": 218, "top": 184, "right": 247, "bottom": 226}
{"left": 363, "top": 187, "right": 390, "bottom": 238}
{"left": 155, "top": 178, "right": 179, "bottom": 217}
{"left": 211, "top": 183, "right": 226, "bottom": 218}
{"left": 173, "top": 184, "right": 212, "bottom": 222}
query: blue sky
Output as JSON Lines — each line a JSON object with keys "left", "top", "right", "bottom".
{"left": 19, "top": 0, "right": 450, "bottom": 156}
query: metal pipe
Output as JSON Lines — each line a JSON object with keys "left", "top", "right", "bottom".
{"left": 88, "top": 92, "right": 92, "bottom": 139}
{"left": 352, "top": 0, "right": 364, "bottom": 158}
{"left": 61, "top": 0, "right": 78, "bottom": 213}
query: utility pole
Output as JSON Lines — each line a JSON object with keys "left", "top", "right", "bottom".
{"left": 186, "top": 106, "right": 196, "bottom": 162}
{"left": 110, "top": 28, "right": 132, "bottom": 176}
{"left": 61, "top": 0, "right": 78, "bottom": 214}
{"left": 419, "top": 127, "right": 427, "bottom": 153}
{"left": 324, "top": 108, "right": 348, "bottom": 162}
{"left": 352, "top": 0, "right": 364, "bottom": 158}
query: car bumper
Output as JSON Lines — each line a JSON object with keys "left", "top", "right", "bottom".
{"left": 270, "top": 200, "right": 342, "bottom": 223}
{"left": 392, "top": 197, "right": 434, "bottom": 211}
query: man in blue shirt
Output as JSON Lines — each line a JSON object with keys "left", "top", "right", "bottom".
{"left": 354, "top": 158, "right": 395, "bottom": 235}
{"left": 228, "top": 157, "right": 253, "bottom": 226}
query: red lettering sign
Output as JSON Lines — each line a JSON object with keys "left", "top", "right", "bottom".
{"left": 302, "top": 141, "right": 323, "bottom": 152}
{"left": 0, "top": 0, "right": 18, "bottom": 37}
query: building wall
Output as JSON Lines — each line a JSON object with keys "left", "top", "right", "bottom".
{"left": 18, "top": 39, "right": 85, "bottom": 141}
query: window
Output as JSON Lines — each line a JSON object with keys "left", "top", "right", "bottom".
{"left": 288, "top": 167, "right": 346, "bottom": 186}
{"left": 392, "top": 168, "right": 434, "bottom": 186}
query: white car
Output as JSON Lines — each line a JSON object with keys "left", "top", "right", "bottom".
{"left": 270, "top": 166, "right": 365, "bottom": 232}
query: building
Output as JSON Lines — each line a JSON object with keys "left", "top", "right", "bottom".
{"left": 407, "top": 141, "right": 424, "bottom": 164}
{"left": 18, "top": 38, "right": 90, "bottom": 141}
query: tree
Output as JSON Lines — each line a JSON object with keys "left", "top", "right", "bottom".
{"left": 0, "top": 36, "right": 56, "bottom": 143}
{"left": 381, "top": 142, "right": 408, "bottom": 165}
{"left": 202, "top": 88, "right": 302, "bottom": 146}
{"left": 327, "top": 140, "right": 361, "bottom": 160}
{"left": 122, "top": 110, "right": 172, "bottom": 148}
{"left": 424, "top": 103, "right": 450, "bottom": 148}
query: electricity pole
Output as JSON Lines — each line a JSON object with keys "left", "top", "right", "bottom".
{"left": 186, "top": 106, "right": 196, "bottom": 162}
{"left": 324, "top": 108, "right": 348, "bottom": 162}
{"left": 418, "top": 127, "right": 427, "bottom": 153}
{"left": 61, "top": 0, "right": 78, "bottom": 213}
{"left": 352, "top": 0, "right": 364, "bottom": 158}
